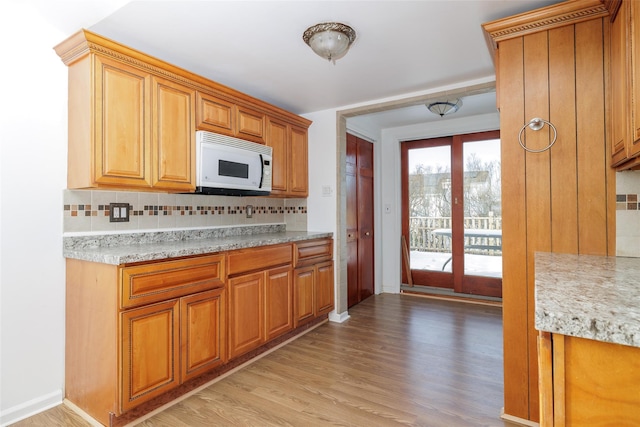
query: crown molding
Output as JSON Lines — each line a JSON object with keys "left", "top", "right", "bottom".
{"left": 482, "top": 0, "right": 609, "bottom": 53}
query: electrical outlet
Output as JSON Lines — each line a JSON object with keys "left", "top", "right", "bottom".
{"left": 109, "top": 203, "right": 130, "bottom": 222}
{"left": 246, "top": 205, "right": 253, "bottom": 218}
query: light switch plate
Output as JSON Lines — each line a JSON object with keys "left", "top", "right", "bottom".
{"left": 109, "top": 203, "right": 130, "bottom": 222}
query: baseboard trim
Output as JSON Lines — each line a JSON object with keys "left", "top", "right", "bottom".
{"left": 329, "top": 310, "right": 350, "bottom": 323}
{"left": 0, "top": 389, "right": 62, "bottom": 427}
{"left": 500, "top": 408, "right": 540, "bottom": 427}
{"left": 63, "top": 400, "right": 103, "bottom": 427}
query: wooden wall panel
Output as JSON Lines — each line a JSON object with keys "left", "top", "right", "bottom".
{"left": 575, "top": 19, "right": 613, "bottom": 256}
{"left": 523, "top": 31, "right": 552, "bottom": 423}
{"left": 498, "top": 16, "right": 612, "bottom": 423}
{"left": 549, "top": 26, "right": 579, "bottom": 255}
{"left": 498, "top": 37, "right": 530, "bottom": 420}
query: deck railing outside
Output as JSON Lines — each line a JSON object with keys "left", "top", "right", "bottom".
{"left": 409, "top": 216, "right": 503, "bottom": 255}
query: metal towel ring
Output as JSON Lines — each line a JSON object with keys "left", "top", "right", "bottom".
{"left": 518, "top": 118, "right": 557, "bottom": 153}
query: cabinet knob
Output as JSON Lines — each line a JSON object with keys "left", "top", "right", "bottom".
{"left": 365, "top": 232, "right": 370, "bottom": 236}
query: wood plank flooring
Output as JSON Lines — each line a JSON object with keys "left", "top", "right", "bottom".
{"left": 12, "top": 294, "right": 507, "bottom": 427}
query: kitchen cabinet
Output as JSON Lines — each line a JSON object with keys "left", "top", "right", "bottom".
{"left": 293, "top": 239, "right": 335, "bottom": 326}
{"left": 236, "top": 105, "right": 266, "bottom": 144}
{"left": 265, "top": 266, "right": 294, "bottom": 340}
{"left": 227, "top": 244, "right": 293, "bottom": 359}
{"left": 196, "top": 91, "right": 235, "bottom": 136}
{"left": 152, "top": 76, "right": 196, "bottom": 191}
{"left": 55, "top": 29, "right": 310, "bottom": 194}
{"left": 88, "top": 55, "right": 152, "bottom": 189}
{"left": 121, "top": 299, "right": 180, "bottom": 412}
{"left": 180, "top": 288, "right": 227, "bottom": 382}
{"left": 538, "top": 332, "right": 640, "bottom": 426}
{"left": 65, "top": 254, "right": 225, "bottom": 426}
{"left": 62, "top": 53, "right": 195, "bottom": 192}
{"left": 609, "top": 0, "right": 640, "bottom": 169}
{"left": 266, "top": 117, "right": 309, "bottom": 197}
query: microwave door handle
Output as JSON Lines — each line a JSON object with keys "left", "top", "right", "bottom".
{"left": 258, "top": 154, "right": 265, "bottom": 189}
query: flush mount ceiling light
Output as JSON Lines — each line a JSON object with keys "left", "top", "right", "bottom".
{"left": 427, "top": 99, "right": 463, "bottom": 117}
{"left": 303, "top": 22, "right": 356, "bottom": 64}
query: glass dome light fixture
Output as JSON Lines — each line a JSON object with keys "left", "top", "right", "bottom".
{"left": 303, "top": 22, "right": 356, "bottom": 64}
{"left": 426, "top": 98, "right": 463, "bottom": 117}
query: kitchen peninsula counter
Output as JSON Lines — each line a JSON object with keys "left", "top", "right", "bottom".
{"left": 535, "top": 251, "right": 640, "bottom": 348}
{"left": 63, "top": 224, "right": 332, "bottom": 265}
{"left": 535, "top": 252, "right": 640, "bottom": 425}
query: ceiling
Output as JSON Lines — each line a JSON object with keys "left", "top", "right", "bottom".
{"left": 38, "top": 0, "right": 562, "bottom": 129}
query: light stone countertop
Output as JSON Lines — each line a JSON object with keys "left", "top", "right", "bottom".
{"left": 63, "top": 224, "right": 332, "bottom": 265}
{"left": 535, "top": 252, "right": 640, "bottom": 348}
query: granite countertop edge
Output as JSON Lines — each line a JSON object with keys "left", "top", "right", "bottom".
{"left": 63, "top": 225, "right": 333, "bottom": 265}
{"left": 534, "top": 251, "right": 640, "bottom": 348}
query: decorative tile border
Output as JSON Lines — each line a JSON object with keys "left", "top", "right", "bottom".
{"left": 63, "top": 204, "right": 292, "bottom": 217}
{"left": 616, "top": 194, "right": 640, "bottom": 211}
{"left": 63, "top": 190, "right": 307, "bottom": 233}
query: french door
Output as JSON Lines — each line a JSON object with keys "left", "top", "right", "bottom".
{"left": 401, "top": 130, "right": 502, "bottom": 298}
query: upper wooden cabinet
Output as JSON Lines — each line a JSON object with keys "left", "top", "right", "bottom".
{"left": 152, "top": 76, "right": 196, "bottom": 191}
{"left": 609, "top": 0, "right": 640, "bottom": 169}
{"left": 55, "top": 29, "right": 311, "bottom": 194}
{"left": 266, "top": 118, "right": 309, "bottom": 197}
{"left": 195, "top": 92, "right": 267, "bottom": 144}
{"left": 196, "top": 91, "right": 235, "bottom": 136}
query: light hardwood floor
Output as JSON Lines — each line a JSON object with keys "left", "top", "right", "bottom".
{"left": 12, "top": 294, "right": 507, "bottom": 426}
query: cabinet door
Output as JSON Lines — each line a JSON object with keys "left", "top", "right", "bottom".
{"left": 611, "top": 0, "right": 632, "bottom": 166}
{"left": 631, "top": 0, "right": 640, "bottom": 154}
{"left": 94, "top": 56, "right": 152, "bottom": 187}
{"left": 236, "top": 105, "right": 266, "bottom": 144}
{"left": 152, "top": 76, "right": 196, "bottom": 191}
{"left": 315, "top": 261, "right": 335, "bottom": 317}
{"left": 290, "top": 125, "right": 309, "bottom": 197}
{"left": 266, "top": 118, "right": 289, "bottom": 195}
{"left": 228, "top": 272, "right": 265, "bottom": 359}
{"left": 180, "top": 288, "right": 226, "bottom": 382}
{"left": 265, "top": 266, "right": 293, "bottom": 340}
{"left": 120, "top": 299, "right": 179, "bottom": 412}
{"left": 196, "top": 91, "right": 235, "bottom": 136}
{"left": 293, "top": 266, "right": 315, "bottom": 327}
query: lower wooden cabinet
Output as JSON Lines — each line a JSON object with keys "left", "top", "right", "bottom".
{"left": 66, "top": 255, "right": 226, "bottom": 426}
{"left": 228, "top": 271, "right": 265, "bottom": 359}
{"left": 66, "top": 240, "right": 331, "bottom": 426}
{"left": 228, "top": 265, "right": 293, "bottom": 359}
{"left": 538, "top": 331, "right": 640, "bottom": 426}
{"left": 293, "top": 239, "right": 335, "bottom": 327}
{"left": 265, "top": 266, "right": 294, "bottom": 341}
{"left": 294, "top": 260, "right": 335, "bottom": 327}
{"left": 180, "top": 288, "right": 226, "bottom": 382}
{"left": 293, "top": 265, "right": 315, "bottom": 326}
{"left": 121, "top": 299, "right": 180, "bottom": 412}
{"left": 121, "top": 288, "right": 228, "bottom": 412}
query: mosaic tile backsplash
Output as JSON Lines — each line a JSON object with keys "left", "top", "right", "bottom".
{"left": 63, "top": 190, "right": 307, "bottom": 233}
{"left": 616, "top": 171, "right": 640, "bottom": 257}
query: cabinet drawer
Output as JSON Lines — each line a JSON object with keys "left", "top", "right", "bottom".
{"left": 227, "top": 244, "right": 292, "bottom": 276}
{"left": 120, "top": 255, "right": 225, "bottom": 308}
{"left": 294, "top": 239, "right": 333, "bottom": 267}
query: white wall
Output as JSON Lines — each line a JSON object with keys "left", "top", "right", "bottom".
{"left": 0, "top": 4, "right": 68, "bottom": 425}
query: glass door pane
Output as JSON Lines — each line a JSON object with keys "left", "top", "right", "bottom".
{"left": 462, "top": 139, "right": 502, "bottom": 278}
{"left": 408, "top": 145, "right": 452, "bottom": 273}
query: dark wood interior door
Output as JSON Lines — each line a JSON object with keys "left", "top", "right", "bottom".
{"left": 347, "top": 133, "right": 374, "bottom": 307}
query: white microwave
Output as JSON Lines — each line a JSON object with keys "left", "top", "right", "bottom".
{"left": 195, "top": 131, "right": 272, "bottom": 196}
